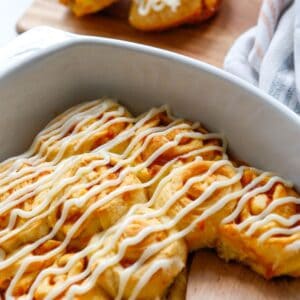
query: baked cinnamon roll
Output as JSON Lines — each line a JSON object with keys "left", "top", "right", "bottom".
{"left": 0, "top": 98, "right": 299, "bottom": 300}
{"left": 218, "top": 168, "right": 300, "bottom": 278}
{"left": 153, "top": 160, "right": 242, "bottom": 251}
{"left": 129, "top": 0, "right": 222, "bottom": 31}
{"left": 60, "top": 0, "right": 119, "bottom": 16}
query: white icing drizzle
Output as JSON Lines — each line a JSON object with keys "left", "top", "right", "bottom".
{"left": 286, "top": 239, "right": 300, "bottom": 251}
{"left": 129, "top": 257, "right": 183, "bottom": 300}
{"left": 258, "top": 224, "right": 300, "bottom": 243}
{"left": 246, "top": 213, "right": 300, "bottom": 237}
{"left": 0, "top": 102, "right": 134, "bottom": 232}
{"left": 64, "top": 167, "right": 241, "bottom": 299}
{"left": 38, "top": 152, "right": 224, "bottom": 300}
{"left": 1, "top": 99, "right": 299, "bottom": 300}
{"left": 38, "top": 163, "right": 224, "bottom": 299}
{"left": 44, "top": 160, "right": 233, "bottom": 299}
{"left": 135, "top": 0, "right": 181, "bottom": 16}
{"left": 16, "top": 125, "right": 217, "bottom": 292}
{"left": 0, "top": 105, "right": 185, "bottom": 240}
{"left": 57, "top": 169, "right": 300, "bottom": 298}
{"left": 240, "top": 197, "right": 300, "bottom": 233}
{"left": 32, "top": 160, "right": 181, "bottom": 300}
{"left": 13, "top": 156, "right": 186, "bottom": 299}
{"left": 2, "top": 102, "right": 224, "bottom": 299}
{"left": 222, "top": 176, "right": 291, "bottom": 224}
{"left": 0, "top": 100, "right": 109, "bottom": 176}
{"left": 0, "top": 157, "right": 110, "bottom": 244}
{"left": 0, "top": 100, "right": 127, "bottom": 196}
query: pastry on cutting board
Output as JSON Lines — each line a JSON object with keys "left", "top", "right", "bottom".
{"left": 60, "top": 0, "right": 120, "bottom": 16}
{"left": 59, "top": 0, "right": 222, "bottom": 31}
{"left": 129, "top": 0, "right": 222, "bottom": 31}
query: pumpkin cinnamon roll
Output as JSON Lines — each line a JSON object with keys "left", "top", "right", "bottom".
{"left": 218, "top": 168, "right": 300, "bottom": 278}
{"left": 60, "top": 0, "right": 119, "bottom": 16}
{"left": 129, "top": 0, "right": 222, "bottom": 31}
{"left": 153, "top": 160, "right": 242, "bottom": 251}
{"left": 1, "top": 98, "right": 300, "bottom": 299}
{"left": 89, "top": 208, "right": 188, "bottom": 300}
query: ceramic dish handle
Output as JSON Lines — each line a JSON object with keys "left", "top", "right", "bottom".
{"left": 0, "top": 26, "right": 75, "bottom": 70}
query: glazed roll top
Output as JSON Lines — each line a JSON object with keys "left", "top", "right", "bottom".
{"left": 1, "top": 98, "right": 300, "bottom": 300}
{"left": 59, "top": 0, "right": 119, "bottom": 16}
{"left": 59, "top": 0, "right": 222, "bottom": 31}
{"left": 0, "top": 100, "right": 132, "bottom": 174}
{"left": 129, "top": 0, "right": 222, "bottom": 31}
{"left": 218, "top": 168, "right": 300, "bottom": 278}
{"left": 152, "top": 160, "right": 242, "bottom": 250}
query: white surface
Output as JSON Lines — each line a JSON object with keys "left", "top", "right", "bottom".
{"left": 0, "top": 0, "right": 33, "bottom": 47}
{"left": 0, "top": 27, "right": 299, "bottom": 190}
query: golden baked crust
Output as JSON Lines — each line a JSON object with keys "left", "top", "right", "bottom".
{"left": 217, "top": 168, "right": 300, "bottom": 278}
{"left": 60, "top": 0, "right": 119, "bottom": 16}
{"left": 129, "top": 0, "right": 222, "bottom": 31}
{"left": 153, "top": 160, "right": 242, "bottom": 251}
{"left": 165, "top": 268, "right": 187, "bottom": 300}
{"left": 0, "top": 98, "right": 299, "bottom": 299}
{"left": 36, "top": 99, "right": 132, "bottom": 161}
{"left": 0, "top": 100, "right": 132, "bottom": 176}
{"left": 59, "top": 0, "right": 222, "bottom": 31}
{"left": 94, "top": 209, "right": 187, "bottom": 299}
{"left": 127, "top": 109, "right": 224, "bottom": 187}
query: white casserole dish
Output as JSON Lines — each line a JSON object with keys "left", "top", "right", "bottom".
{"left": 0, "top": 27, "right": 299, "bottom": 189}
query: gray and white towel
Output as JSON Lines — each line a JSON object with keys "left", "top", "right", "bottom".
{"left": 224, "top": 0, "right": 300, "bottom": 114}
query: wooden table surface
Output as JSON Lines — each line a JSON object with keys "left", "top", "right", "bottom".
{"left": 17, "top": 0, "right": 261, "bottom": 67}
{"left": 187, "top": 250, "right": 300, "bottom": 300}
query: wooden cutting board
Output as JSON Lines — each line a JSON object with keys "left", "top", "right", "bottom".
{"left": 17, "top": 0, "right": 262, "bottom": 67}
{"left": 187, "top": 250, "right": 300, "bottom": 300}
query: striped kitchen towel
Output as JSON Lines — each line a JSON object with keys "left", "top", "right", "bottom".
{"left": 224, "top": 0, "right": 300, "bottom": 114}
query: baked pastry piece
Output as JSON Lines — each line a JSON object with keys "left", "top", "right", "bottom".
{"left": 129, "top": 0, "right": 222, "bottom": 31}
{"left": 153, "top": 159, "right": 300, "bottom": 278}
{"left": 124, "top": 107, "right": 225, "bottom": 187}
{"left": 153, "top": 160, "right": 242, "bottom": 251}
{"left": 60, "top": 0, "right": 119, "bottom": 16}
{"left": 92, "top": 209, "right": 187, "bottom": 299}
{"left": 0, "top": 160, "right": 55, "bottom": 254}
{"left": 59, "top": 0, "right": 221, "bottom": 31}
{"left": 0, "top": 153, "right": 147, "bottom": 293}
{"left": 165, "top": 269, "right": 188, "bottom": 300}
{"left": 0, "top": 99, "right": 132, "bottom": 181}
{"left": 0, "top": 98, "right": 299, "bottom": 299}
{"left": 218, "top": 168, "right": 300, "bottom": 278}
{"left": 28, "top": 99, "right": 132, "bottom": 162}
